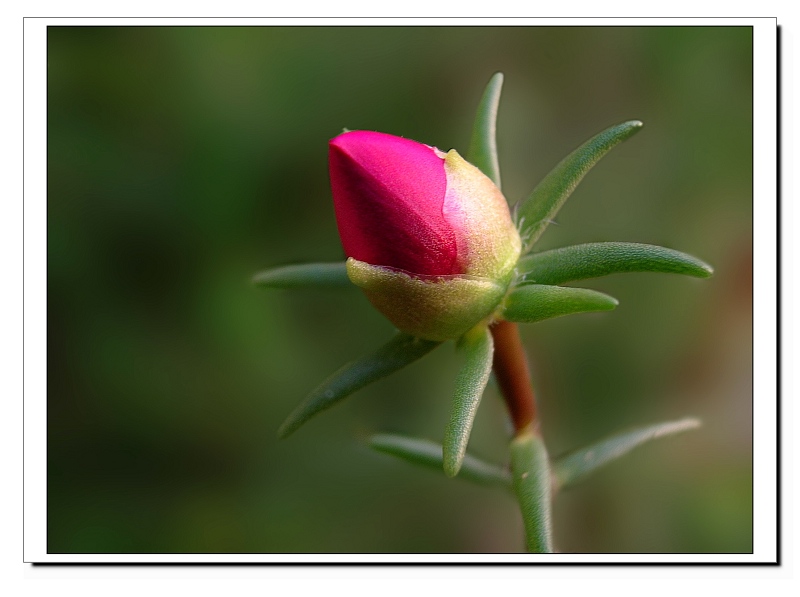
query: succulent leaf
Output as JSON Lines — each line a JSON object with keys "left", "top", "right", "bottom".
{"left": 517, "top": 242, "right": 713, "bottom": 285}
{"left": 443, "top": 326, "right": 494, "bottom": 477}
{"left": 467, "top": 72, "right": 504, "bottom": 188}
{"left": 252, "top": 262, "right": 351, "bottom": 289}
{"left": 552, "top": 418, "right": 702, "bottom": 491}
{"left": 515, "top": 120, "right": 643, "bottom": 252}
{"left": 502, "top": 283, "right": 618, "bottom": 324}
{"left": 278, "top": 333, "right": 441, "bottom": 438}
{"left": 369, "top": 433, "right": 511, "bottom": 487}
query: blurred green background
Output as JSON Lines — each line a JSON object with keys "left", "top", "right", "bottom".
{"left": 47, "top": 26, "right": 752, "bottom": 554}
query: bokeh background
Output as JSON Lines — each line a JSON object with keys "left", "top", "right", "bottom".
{"left": 47, "top": 26, "right": 752, "bottom": 554}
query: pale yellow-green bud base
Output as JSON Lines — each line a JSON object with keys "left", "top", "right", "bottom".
{"left": 346, "top": 258, "right": 508, "bottom": 342}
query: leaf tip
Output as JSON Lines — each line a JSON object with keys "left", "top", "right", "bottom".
{"left": 619, "top": 120, "right": 644, "bottom": 140}
{"left": 674, "top": 417, "right": 702, "bottom": 432}
{"left": 683, "top": 255, "right": 714, "bottom": 278}
{"left": 617, "top": 120, "right": 644, "bottom": 137}
{"left": 601, "top": 294, "right": 620, "bottom": 310}
{"left": 443, "top": 458, "right": 461, "bottom": 478}
{"left": 443, "top": 443, "right": 464, "bottom": 478}
{"left": 276, "top": 417, "right": 297, "bottom": 440}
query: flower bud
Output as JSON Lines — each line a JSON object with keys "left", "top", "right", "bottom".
{"left": 329, "top": 130, "right": 521, "bottom": 341}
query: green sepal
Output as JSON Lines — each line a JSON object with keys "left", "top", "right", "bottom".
{"left": 277, "top": 333, "right": 441, "bottom": 438}
{"left": 552, "top": 418, "right": 701, "bottom": 491}
{"left": 443, "top": 326, "right": 494, "bottom": 477}
{"left": 369, "top": 433, "right": 511, "bottom": 488}
{"left": 510, "top": 430, "right": 554, "bottom": 553}
{"left": 252, "top": 262, "right": 351, "bottom": 289}
{"left": 467, "top": 72, "right": 504, "bottom": 189}
{"left": 502, "top": 283, "right": 618, "bottom": 324}
{"left": 347, "top": 258, "right": 508, "bottom": 342}
{"left": 515, "top": 120, "right": 644, "bottom": 252}
{"left": 517, "top": 242, "right": 714, "bottom": 285}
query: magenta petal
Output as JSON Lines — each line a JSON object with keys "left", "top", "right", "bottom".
{"left": 329, "top": 130, "right": 460, "bottom": 276}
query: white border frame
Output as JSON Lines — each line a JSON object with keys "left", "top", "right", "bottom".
{"left": 23, "top": 17, "right": 778, "bottom": 564}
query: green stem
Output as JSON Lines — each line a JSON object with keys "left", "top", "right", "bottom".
{"left": 509, "top": 428, "right": 554, "bottom": 553}
{"left": 490, "top": 321, "right": 553, "bottom": 553}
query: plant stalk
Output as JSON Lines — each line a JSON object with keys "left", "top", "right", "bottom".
{"left": 491, "top": 320, "right": 553, "bottom": 553}
{"left": 490, "top": 320, "right": 537, "bottom": 434}
{"left": 510, "top": 427, "right": 554, "bottom": 553}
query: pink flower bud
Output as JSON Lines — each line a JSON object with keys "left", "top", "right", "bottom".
{"left": 329, "top": 130, "right": 521, "bottom": 341}
{"left": 330, "top": 131, "right": 455, "bottom": 276}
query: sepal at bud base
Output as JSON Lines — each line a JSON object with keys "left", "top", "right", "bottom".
{"left": 346, "top": 258, "right": 507, "bottom": 342}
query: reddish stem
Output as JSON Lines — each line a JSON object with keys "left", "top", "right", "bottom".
{"left": 490, "top": 320, "right": 537, "bottom": 435}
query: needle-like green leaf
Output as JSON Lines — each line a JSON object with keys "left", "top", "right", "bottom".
{"left": 443, "top": 326, "right": 494, "bottom": 478}
{"left": 467, "top": 72, "right": 504, "bottom": 188}
{"left": 252, "top": 262, "right": 351, "bottom": 289}
{"left": 552, "top": 417, "right": 701, "bottom": 491}
{"left": 515, "top": 120, "right": 644, "bottom": 252}
{"left": 369, "top": 433, "right": 511, "bottom": 487}
{"left": 502, "top": 283, "right": 618, "bottom": 324}
{"left": 517, "top": 242, "right": 714, "bottom": 285}
{"left": 278, "top": 333, "right": 441, "bottom": 438}
{"left": 510, "top": 430, "right": 554, "bottom": 553}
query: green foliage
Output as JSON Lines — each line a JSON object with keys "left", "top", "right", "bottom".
{"left": 443, "top": 326, "right": 494, "bottom": 477}
{"left": 502, "top": 283, "right": 618, "bottom": 324}
{"left": 553, "top": 418, "right": 701, "bottom": 491}
{"left": 515, "top": 120, "right": 644, "bottom": 252}
{"left": 467, "top": 72, "right": 504, "bottom": 189}
{"left": 252, "top": 262, "right": 351, "bottom": 289}
{"left": 517, "top": 242, "right": 714, "bottom": 285}
{"left": 278, "top": 333, "right": 441, "bottom": 438}
{"left": 510, "top": 430, "right": 554, "bottom": 553}
{"left": 369, "top": 433, "right": 511, "bottom": 487}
